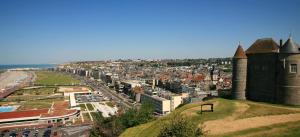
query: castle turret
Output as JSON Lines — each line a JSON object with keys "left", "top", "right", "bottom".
{"left": 278, "top": 37, "right": 300, "bottom": 105}
{"left": 232, "top": 44, "right": 247, "bottom": 100}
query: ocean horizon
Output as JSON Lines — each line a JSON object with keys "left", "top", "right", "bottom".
{"left": 0, "top": 64, "right": 56, "bottom": 70}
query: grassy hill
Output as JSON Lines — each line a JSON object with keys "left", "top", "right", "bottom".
{"left": 120, "top": 98, "right": 300, "bottom": 137}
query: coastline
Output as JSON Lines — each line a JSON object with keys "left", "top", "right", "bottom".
{"left": 0, "top": 64, "right": 56, "bottom": 71}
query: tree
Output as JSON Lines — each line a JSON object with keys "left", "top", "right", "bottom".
{"left": 158, "top": 114, "right": 204, "bottom": 137}
{"left": 90, "top": 102, "right": 155, "bottom": 137}
{"left": 136, "top": 101, "right": 154, "bottom": 124}
{"left": 118, "top": 101, "right": 154, "bottom": 128}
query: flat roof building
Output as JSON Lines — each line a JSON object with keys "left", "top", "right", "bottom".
{"left": 0, "top": 101, "right": 79, "bottom": 129}
{"left": 141, "top": 94, "right": 171, "bottom": 115}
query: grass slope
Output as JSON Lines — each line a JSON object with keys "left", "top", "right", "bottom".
{"left": 237, "top": 101, "right": 299, "bottom": 119}
{"left": 120, "top": 98, "right": 235, "bottom": 137}
{"left": 121, "top": 98, "right": 300, "bottom": 137}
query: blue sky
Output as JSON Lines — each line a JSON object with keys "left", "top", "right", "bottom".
{"left": 0, "top": 0, "right": 299, "bottom": 64}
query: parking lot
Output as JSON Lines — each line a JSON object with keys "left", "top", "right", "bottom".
{"left": 0, "top": 127, "right": 56, "bottom": 137}
{"left": 0, "top": 124, "right": 92, "bottom": 137}
{"left": 75, "top": 94, "right": 103, "bottom": 103}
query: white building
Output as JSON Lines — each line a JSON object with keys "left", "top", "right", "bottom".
{"left": 141, "top": 94, "right": 171, "bottom": 115}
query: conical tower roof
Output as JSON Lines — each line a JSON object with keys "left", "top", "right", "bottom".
{"left": 280, "top": 37, "right": 300, "bottom": 53}
{"left": 233, "top": 45, "right": 247, "bottom": 59}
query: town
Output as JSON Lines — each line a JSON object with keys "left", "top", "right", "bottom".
{"left": 55, "top": 58, "right": 232, "bottom": 115}
{"left": 0, "top": 58, "right": 232, "bottom": 137}
{"left": 1, "top": 0, "right": 300, "bottom": 137}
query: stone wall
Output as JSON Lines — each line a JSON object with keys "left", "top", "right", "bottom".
{"left": 246, "top": 53, "right": 278, "bottom": 103}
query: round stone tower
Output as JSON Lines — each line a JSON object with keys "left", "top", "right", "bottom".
{"left": 232, "top": 44, "right": 247, "bottom": 100}
{"left": 278, "top": 37, "right": 300, "bottom": 105}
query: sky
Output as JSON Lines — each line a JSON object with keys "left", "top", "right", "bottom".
{"left": 0, "top": 0, "right": 300, "bottom": 64}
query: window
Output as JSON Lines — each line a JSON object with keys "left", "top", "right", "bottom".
{"left": 290, "top": 64, "right": 297, "bottom": 73}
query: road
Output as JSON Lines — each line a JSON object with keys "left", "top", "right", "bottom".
{"left": 73, "top": 75, "right": 133, "bottom": 109}
{"left": 85, "top": 78, "right": 133, "bottom": 109}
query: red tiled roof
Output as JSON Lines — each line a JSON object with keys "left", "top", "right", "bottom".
{"left": 52, "top": 101, "right": 69, "bottom": 110}
{"left": 0, "top": 109, "right": 49, "bottom": 120}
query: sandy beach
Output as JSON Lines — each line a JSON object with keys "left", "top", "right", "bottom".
{"left": 0, "top": 71, "right": 35, "bottom": 99}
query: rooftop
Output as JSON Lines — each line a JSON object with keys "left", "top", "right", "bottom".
{"left": 0, "top": 109, "right": 48, "bottom": 121}
{"left": 280, "top": 37, "right": 300, "bottom": 53}
{"left": 233, "top": 45, "right": 247, "bottom": 59}
{"left": 246, "top": 38, "right": 279, "bottom": 54}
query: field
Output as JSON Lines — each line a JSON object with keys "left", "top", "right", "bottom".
{"left": 17, "top": 98, "right": 64, "bottom": 110}
{"left": 0, "top": 71, "right": 83, "bottom": 112}
{"left": 5, "top": 87, "right": 62, "bottom": 102}
{"left": 120, "top": 98, "right": 300, "bottom": 137}
{"left": 35, "top": 71, "right": 80, "bottom": 85}
{"left": 0, "top": 87, "right": 64, "bottom": 110}
{"left": 12, "top": 87, "right": 57, "bottom": 95}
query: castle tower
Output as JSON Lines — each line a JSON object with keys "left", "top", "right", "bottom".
{"left": 278, "top": 37, "right": 300, "bottom": 105}
{"left": 232, "top": 44, "right": 247, "bottom": 100}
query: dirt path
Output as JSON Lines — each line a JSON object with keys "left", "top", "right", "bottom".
{"left": 203, "top": 105, "right": 300, "bottom": 135}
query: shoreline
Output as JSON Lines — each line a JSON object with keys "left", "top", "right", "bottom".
{"left": 0, "top": 71, "right": 35, "bottom": 100}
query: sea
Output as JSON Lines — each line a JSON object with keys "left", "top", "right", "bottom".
{"left": 0, "top": 64, "right": 56, "bottom": 70}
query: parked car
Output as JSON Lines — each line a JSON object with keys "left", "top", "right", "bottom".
{"left": 9, "top": 132, "right": 18, "bottom": 137}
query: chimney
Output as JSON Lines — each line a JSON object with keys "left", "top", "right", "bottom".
{"left": 280, "top": 39, "right": 283, "bottom": 47}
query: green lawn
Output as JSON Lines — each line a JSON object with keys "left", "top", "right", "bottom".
{"left": 90, "top": 112, "right": 102, "bottom": 120}
{"left": 106, "top": 101, "right": 115, "bottom": 107}
{"left": 7, "top": 87, "right": 62, "bottom": 102}
{"left": 7, "top": 95, "right": 44, "bottom": 102}
{"left": 86, "top": 103, "right": 94, "bottom": 111}
{"left": 83, "top": 113, "right": 91, "bottom": 121}
{"left": 80, "top": 104, "right": 87, "bottom": 111}
{"left": 35, "top": 71, "right": 80, "bottom": 85}
{"left": 17, "top": 97, "right": 63, "bottom": 110}
{"left": 12, "top": 87, "right": 57, "bottom": 96}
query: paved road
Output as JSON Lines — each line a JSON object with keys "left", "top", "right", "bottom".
{"left": 63, "top": 73, "right": 134, "bottom": 109}
{"left": 75, "top": 75, "right": 134, "bottom": 109}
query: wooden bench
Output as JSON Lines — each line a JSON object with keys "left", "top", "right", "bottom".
{"left": 200, "top": 103, "right": 214, "bottom": 114}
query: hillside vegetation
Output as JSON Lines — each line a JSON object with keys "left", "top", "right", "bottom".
{"left": 120, "top": 98, "right": 300, "bottom": 137}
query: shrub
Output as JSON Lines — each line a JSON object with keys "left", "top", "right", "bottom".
{"left": 158, "top": 114, "right": 204, "bottom": 137}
